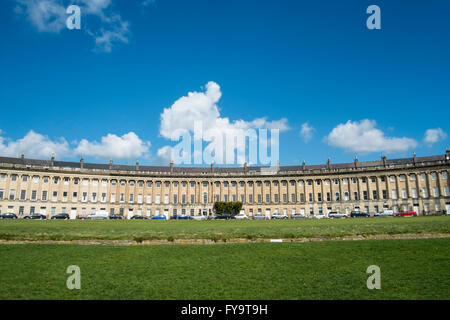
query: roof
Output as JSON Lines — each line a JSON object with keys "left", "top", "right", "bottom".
{"left": 0, "top": 153, "right": 447, "bottom": 175}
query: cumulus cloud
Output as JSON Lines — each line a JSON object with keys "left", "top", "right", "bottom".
{"left": 0, "top": 130, "right": 70, "bottom": 158}
{"left": 326, "top": 119, "right": 418, "bottom": 154}
{"left": 299, "top": 122, "right": 314, "bottom": 142}
{"left": 74, "top": 132, "right": 150, "bottom": 160}
{"left": 159, "top": 81, "right": 289, "bottom": 164}
{"left": 14, "top": 0, "right": 130, "bottom": 52}
{"left": 424, "top": 128, "right": 447, "bottom": 146}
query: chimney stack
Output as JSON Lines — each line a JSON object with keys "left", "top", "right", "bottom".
{"left": 382, "top": 155, "right": 386, "bottom": 167}
{"left": 327, "top": 158, "right": 331, "bottom": 169}
{"left": 80, "top": 156, "right": 84, "bottom": 169}
{"left": 21, "top": 151, "right": 25, "bottom": 164}
{"left": 211, "top": 161, "right": 214, "bottom": 173}
{"left": 413, "top": 152, "right": 416, "bottom": 165}
{"left": 51, "top": 153, "right": 55, "bottom": 167}
{"left": 243, "top": 162, "right": 247, "bottom": 174}
{"left": 354, "top": 155, "right": 358, "bottom": 168}
{"left": 170, "top": 160, "right": 174, "bottom": 173}
{"left": 136, "top": 160, "right": 139, "bottom": 171}
{"left": 109, "top": 159, "right": 113, "bottom": 170}
{"left": 302, "top": 160, "right": 306, "bottom": 171}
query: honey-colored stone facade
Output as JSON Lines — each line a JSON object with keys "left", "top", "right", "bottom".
{"left": 1, "top": 152, "right": 449, "bottom": 218}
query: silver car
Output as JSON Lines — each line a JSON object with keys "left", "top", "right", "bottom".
{"left": 328, "top": 212, "right": 348, "bottom": 218}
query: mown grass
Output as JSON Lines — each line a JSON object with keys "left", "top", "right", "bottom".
{"left": 0, "top": 216, "right": 448, "bottom": 242}
{"left": 0, "top": 238, "right": 448, "bottom": 299}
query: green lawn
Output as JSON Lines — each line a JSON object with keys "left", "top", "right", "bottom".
{"left": 0, "top": 216, "right": 448, "bottom": 242}
{"left": 0, "top": 238, "right": 449, "bottom": 299}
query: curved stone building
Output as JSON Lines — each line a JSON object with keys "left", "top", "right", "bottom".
{"left": 0, "top": 150, "right": 449, "bottom": 219}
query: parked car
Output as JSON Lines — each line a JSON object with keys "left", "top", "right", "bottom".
{"left": 130, "top": 215, "right": 147, "bottom": 220}
{"left": 51, "top": 213, "right": 70, "bottom": 220}
{"left": 23, "top": 213, "right": 46, "bottom": 220}
{"left": 171, "top": 214, "right": 191, "bottom": 220}
{"left": 252, "top": 214, "right": 268, "bottom": 220}
{"left": 291, "top": 214, "right": 308, "bottom": 219}
{"left": 328, "top": 212, "right": 348, "bottom": 218}
{"left": 85, "top": 212, "right": 109, "bottom": 220}
{"left": 395, "top": 211, "right": 418, "bottom": 217}
{"left": 192, "top": 215, "right": 207, "bottom": 221}
{"left": 151, "top": 215, "right": 167, "bottom": 220}
{"left": 271, "top": 213, "right": 289, "bottom": 219}
{"left": 1, "top": 213, "right": 18, "bottom": 219}
{"left": 234, "top": 213, "right": 249, "bottom": 220}
{"left": 109, "top": 214, "right": 123, "bottom": 220}
{"left": 350, "top": 211, "right": 370, "bottom": 218}
{"left": 312, "top": 214, "right": 326, "bottom": 219}
{"left": 213, "top": 214, "right": 235, "bottom": 220}
{"left": 374, "top": 210, "right": 394, "bottom": 217}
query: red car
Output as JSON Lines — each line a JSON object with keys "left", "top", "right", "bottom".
{"left": 395, "top": 211, "right": 418, "bottom": 217}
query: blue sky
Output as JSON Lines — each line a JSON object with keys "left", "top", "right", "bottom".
{"left": 0, "top": 0, "right": 449, "bottom": 166}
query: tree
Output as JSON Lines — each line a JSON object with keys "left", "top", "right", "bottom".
{"left": 213, "top": 201, "right": 243, "bottom": 215}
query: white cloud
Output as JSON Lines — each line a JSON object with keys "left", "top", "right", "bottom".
{"left": 424, "top": 128, "right": 447, "bottom": 146}
{"left": 326, "top": 119, "right": 418, "bottom": 154}
{"left": 14, "top": 0, "right": 130, "bottom": 52}
{"left": 159, "top": 81, "right": 289, "bottom": 164}
{"left": 15, "top": 0, "right": 67, "bottom": 33}
{"left": 74, "top": 132, "right": 150, "bottom": 160}
{"left": 299, "top": 122, "right": 314, "bottom": 142}
{"left": 0, "top": 130, "right": 70, "bottom": 158}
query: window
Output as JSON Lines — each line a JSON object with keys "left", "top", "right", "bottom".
{"left": 32, "top": 176, "right": 39, "bottom": 183}
{"left": 372, "top": 190, "right": 377, "bottom": 200}
{"left": 31, "top": 190, "right": 37, "bottom": 201}
{"left": 283, "top": 194, "right": 287, "bottom": 203}
{"left": 64, "top": 177, "right": 69, "bottom": 185}
{"left": 410, "top": 174, "right": 416, "bottom": 181}
{"left": 352, "top": 178, "right": 357, "bottom": 184}
{"left": 431, "top": 172, "right": 437, "bottom": 181}
{"left": 190, "top": 194, "right": 194, "bottom": 204}
{"left": 83, "top": 179, "right": 89, "bottom": 186}
{"left": 266, "top": 194, "right": 270, "bottom": 203}
{"left": 120, "top": 193, "right": 125, "bottom": 202}
{"left": 354, "top": 192, "right": 358, "bottom": 200}
{"left": 42, "top": 191, "right": 47, "bottom": 201}
{"left": 137, "top": 194, "right": 143, "bottom": 204}
{"left": 130, "top": 194, "right": 134, "bottom": 203}
{"left": 111, "top": 180, "right": 116, "bottom": 186}
{"left": 19, "top": 206, "right": 24, "bottom": 215}
{"left": 203, "top": 182, "right": 208, "bottom": 188}
{"left": 240, "top": 181, "right": 245, "bottom": 187}
{"left": 203, "top": 193, "right": 207, "bottom": 204}
{"left": 274, "top": 194, "right": 279, "bottom": 203}
{"left": 0, "top": 174, "right": 5, "bottom": 182}
{"left": 433, "top": 187, "right": 439, "bottom": 198}
{"left": 215, "top": 182, "right": 220, "bottom": 188}
{"left": 190, "top": 182, "right": 195, "bottom": 188}
{"left": 20, "top": 190, "right": 26, "bottom": 200}
{"left": 72, "top": 192, "right": 77, "bottom": 200}
{"left": 316, "top": 180, "right": 321, "bottom": 186}
{"left": 0, "top": 189, "right": 3, "bottom": 200}
{"left": 300, "top": 193, "right": 305, "bottom": 202}
{"left": 291, "top": 194, "right": 296, "bottom": 202}
{"left": 92, "top": 193, "right": 97, "bottom": 202}
{"left": 343, "top": 178, "right": 348, "bottom": 185}
{"left": 156, "top": 195, "right": 161, "bottom": 204}
{"left": 444, "top": 186, "right": 449, "bottom": 197}
{"left": 381, "top": 176, "right": 386, "bottom": 182}
{"left": 147, "top": 181, "right": 152, "bottom": 188}
{"left": 308, "top": 193, "right": 313, "bottom": 202}
{"left": 392, "top": 190, "right": 397, "bottom": 200}
{"left": 412, "top": 188, "right": 418, "bottom": 198}
{"left": 121, "top": 180, "right": 126, "bottom": 186}
{"left": 422, "top": 188, "right": 428, "bottom": 198}
{"left": 164, "top": 195, "right": 168, "bottom": 204}
{"left": 101, "top": 193, "right": 107, "bottom": 202}
{"left": 361, "top": 177, "right": 366, "bottom": 183}
{"left": 22, "top": 175, "right": 28, "bottom": 182}
{"left": 257, "top": 194, "right": 261, "bottom": 203}
{"left": 307, "top": 180, "right": 312, "bottom": 186}
{"left": 240, "top": 194, "right": 245, "bottom": 203}
{"left": 363, "top": 191, "right": 368, "bottom": 200}
{"left": 102, "top": 180, "right": 108, "bottom": 187}
{"left": 402, "top": 189, "right": 407, "bottom": 199}
{"left": 63, "top": 191, "right": 68, "bottom": 199}
{"left": 82, "top": 192, "right": 88, "bottom": 202}
{"left": 111, "top": 193, "right": 116, "bottom": 203}
{"left": 382, "top": 190, "right": 387, "bottom": 199}
{"left": 215, "top": 195, "right": 219, "bottom": 202}
{"left": 173, "top": 195, "right": 177, "bottom": 204}
{"left": 130, "top": 181, "right": 135, "bottom": 187}
{"left": 421, "top": 173, "right": 426, "bottom": 181}
{"left": 371, "top": 177, "right": 376, "bottom": 183}
{"left": 325, "top": 179, "right": 330, "bottom": 185}
{"left": 390, "top": 176, "right": 395, "bottom": 182}
{"left": 249, "top": 194, "right": 253, "bottom": 203}
{"left": 298, "top": 180, "right": 304, "bottom": 186}
{"left": 400, "top": 175, "right": 406, "bottom": 182}
{"left": 317, "top": 193, "right": 322, "bottom": 202}
{"left": 11, "top": 175, "right": 17, "bottom": 182}
{"left": 138, "top": 181, "right": 143, "bottom": 188}
{"left": 344, "top": 192, "right": 349, "bottom": 201}
{"left": 442, "top": 172, "right": 448, "bottom": 180}
{"left": 326, "top": 192, "right": 331, "bottom": 202}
